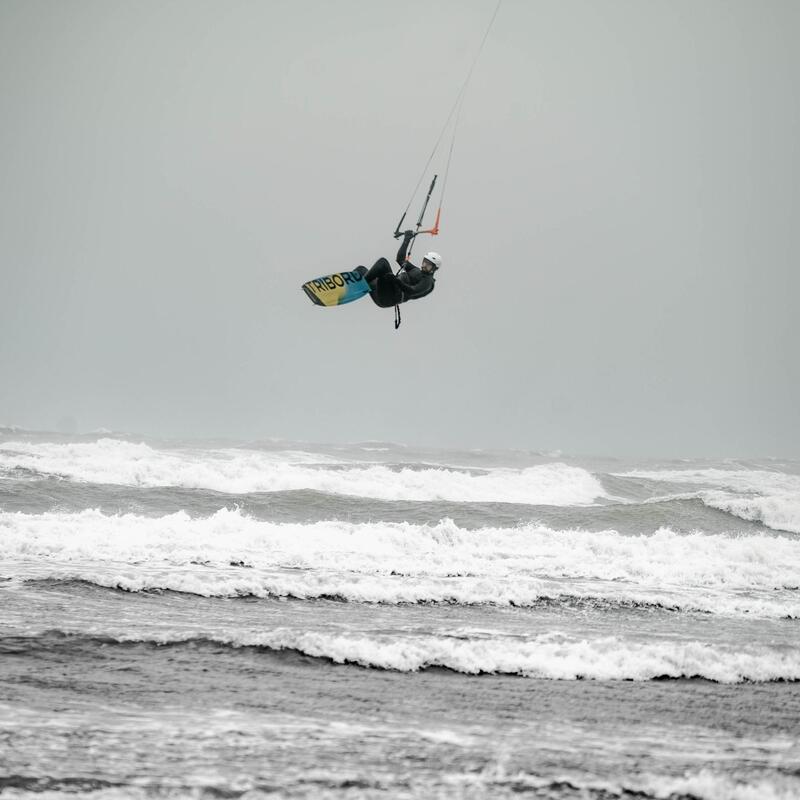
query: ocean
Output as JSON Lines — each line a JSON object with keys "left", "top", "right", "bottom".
{"left": 1, "top": 430, "right": 798, "bottom": 799}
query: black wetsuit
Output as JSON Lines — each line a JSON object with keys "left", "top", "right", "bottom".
{"left": 361, "top": 232, "right": 436, "bottom": 308}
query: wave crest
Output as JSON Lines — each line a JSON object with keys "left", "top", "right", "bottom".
{"left": 9, "top": 629, "right": 798, "bottom": 683}
{"left": 616, "top": 468, "right": 800, "bottom": 534}
{"left": 0, "top": 439, "right": 605, "bottom": 505}
{"left": 3, "top": 509, "right": 799, "bottom": 591}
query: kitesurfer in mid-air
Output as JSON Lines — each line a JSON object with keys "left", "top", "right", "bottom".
{"left": 355, "top": 230, "right": 441, "bottom": 308}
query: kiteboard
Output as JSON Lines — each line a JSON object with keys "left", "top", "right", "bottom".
{"left": 301, "top": 269, "right": 370, "bottom": 307}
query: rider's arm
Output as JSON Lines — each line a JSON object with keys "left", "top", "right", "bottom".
{"left": 395, "top": 230, "right": 415, "bottom": 267}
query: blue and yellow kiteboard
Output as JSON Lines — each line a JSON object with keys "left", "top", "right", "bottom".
{"left": 301, "top": 270, "right": 370, "bottom": 307}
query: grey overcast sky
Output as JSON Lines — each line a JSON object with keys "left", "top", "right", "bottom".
{"left": 1, "top": 0, "right": 798, "bottom": 457}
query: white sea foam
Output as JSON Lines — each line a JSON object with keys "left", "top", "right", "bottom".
{"left": 108, "top": 628, "right": 800, "bottom": 682}
{"left": 26, "top": 565, "right": 799, "bottom": 618}
{"left": 3, "top": 509, "right": 800, "bottom": 616}
{"left": 465, "top": 769, "right": 800, "bottom": 800}
{"left": 617, "top": 468, "right": 800, "bottom": 534}
{"left": 0, "top": 439, "right": 604, "bottom": 504}
{"left": 644, "top": 769, "right": 800, "bottom": 800}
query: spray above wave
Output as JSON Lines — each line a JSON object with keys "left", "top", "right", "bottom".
{"left": 617, "top": 467, "right": 800, "bottom": 534}
{"left": 0, "top": 439, "right": 605, "bottom": 505}
{"left": 3, "top": 508, "right": 800, "bottom": 596}
{"left": 16, "top": 629, "right": 800, "bottom": 683}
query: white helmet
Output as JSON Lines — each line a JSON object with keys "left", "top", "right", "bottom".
{"left": 422, "top": 251, "right": 442, "bottom": 270}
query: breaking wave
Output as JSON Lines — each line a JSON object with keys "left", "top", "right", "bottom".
{"left": 700, "top": 491, "right": 800, "bottom": 536}
{"left": 7, "top": 630, "right": 799, "bottom": 683}
{"left": 3, "top": 508, "right": 799, "bottom": 589}
{"left": 617, "top": 468, "right": 800, "bottom": 534}
{"left": 3, "top": 508, "right": 800, "bottom": 617}
{"left": 0, "top": 439, "right": 605, "bottom": 505}
{"left": 23, "top": 573, "right": 799, "bottom": 619}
